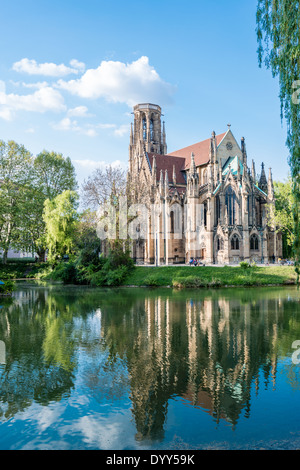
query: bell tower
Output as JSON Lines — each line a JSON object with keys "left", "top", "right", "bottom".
{"left": 129, "top": 103, "right": 167, "bottom": 176}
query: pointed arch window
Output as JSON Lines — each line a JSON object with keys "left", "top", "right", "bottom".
{"left": 170, "top": 211, "right": 174, "bottom": 234}
{"left": 215, "top": 195, "right": 221, "bottom": 224}
{"left": 225, "top": 186, "right": 236, "bottom": 225}
{"left": 142, "top": 117, "right": 147, "bottom": 140}
{"left": 150, "top": 118, "right": 154, "bottom": 141}
{"left": 203, "top": 169, "right": 208, "bottom": 185}
{"left": 250, "top": 234, "right": 259, "bottom": 250}
{"left": 231, "top": 234, "right": 240, "bottom": 250}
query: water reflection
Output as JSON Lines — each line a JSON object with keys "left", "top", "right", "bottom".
{"left": 0, "top": 284, "right": 299, "bottom": 445}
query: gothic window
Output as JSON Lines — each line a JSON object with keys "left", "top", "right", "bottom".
{"left": 203, "top": 170, "right": 208, "bottom": 185}
{"left": 231, "top": 234, "right": 240, "bottom": 250}
{"left": 215, "top": 196, "right": 221, "bottom": 224}
{"left": 204, "top": 203, "right": 207, "bottom": 227}
{"left": 170, "top": 211, "right": 174, "bottom": 234}
{"left": 142, "top": 117, "right": 147, "bottom": 140}
{"left": 150, "top": 118, "right": 154, "bottom": 141}
{"left": 250, "top": 234, "right": 259, "bottom": 250}
{"left": 225, "top": 186, "right": 236, "bottom": 225}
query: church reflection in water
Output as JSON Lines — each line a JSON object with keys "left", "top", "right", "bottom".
{"left": 98, "top": 288, "right": 299, "bottom": 441}
{"left": 0, "top": 286, "right": 299, "bottom": 443}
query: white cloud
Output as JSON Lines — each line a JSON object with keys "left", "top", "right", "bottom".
{"left": 12, "top": 58, "right": 85, "bottom": 77}
{"left": 113, "top": 124, "right": 131, "bottom": 137}
{"left": 67, "top": 106, "right": 91, "bottom": 117}
{"left": 0, "top": 86, "right": 66, "bottom": 120}
{"left": 53, "top": 117, "right": 119, "bottom": 137}
{"left": 57, "top": 56, "right": 176, "bottom": 106}
{"left": 69, "top": 59, "right": 86, "bottom": 73}
{"left": 53, "top": 117, "right": 98, "bottom": 137}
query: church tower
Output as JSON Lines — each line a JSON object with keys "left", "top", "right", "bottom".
{"left": 129, "top": 103, "right": 167, "bottom": 176}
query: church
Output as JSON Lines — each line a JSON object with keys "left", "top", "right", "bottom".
{"left": 127, "top": 103, "right": 282, "bottom": 265}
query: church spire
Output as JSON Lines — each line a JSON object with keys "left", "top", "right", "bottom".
{"left": 159, "top": 169, "right": 164, "bottom": 194}
{"left": 251, "top": 159, "right": 256, "bottom": 182}
{"left": 165, "top": 170, "right": 169, "bottom": 196}
{"left": 172, "top": 164, "right": 177, "bottom": 186}
{"left": 190, "top": 152, "right": 196, "bottom": 176}
{"left": 241, "top": 137, "right": 247, "bottom": 166}
{"left": 268, "top": 167, "right": 275, "bottom": 200}
{"left": 152, "top": 155, "right": 157, "bottom": 185}
{"left": 259, "top": 162, "right": 268, "bottom": 192}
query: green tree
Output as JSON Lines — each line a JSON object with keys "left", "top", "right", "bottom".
{"left": 32, "top": 151, "right": 78, "bottom": 261}
{"left": 272, "top": 178, "right": 295, "bottom": 256}
{"left": 256, "top": 0, "right": 300, "bottom": 281}
{"left": 43, "top": 190, "right": 79, "bottom": 262}
{"left": 0, "top": 140, "right": 33, "bottom": 264}
{"left": 34, "top": 151, "right": 78, "bottom": 200}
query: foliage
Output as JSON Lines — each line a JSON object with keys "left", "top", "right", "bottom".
{"left": 74, "top": 210, "right": 101, "bottom": 266}
{"left": 256, "top": 0, "right": 300, "bottom": 281}
{"left": 0, "top": 140, "right": 34, "bottom": 263}
{"left": 0, "top": 141, "right": 78, "bottom": 263}
{"left": 43, "top": 190, "right": 79, "bottom": 262}
{"left": 240, "top": 261, "right": 251, "bottom": 270}
{"left": 34, "top": 151, "right": 78, "bottom": 201}
{"left": 271, "top": 178, "right": 295, "bottom": 256}
{"left": 0, "top": 279, "right": 16, "bottom": 295}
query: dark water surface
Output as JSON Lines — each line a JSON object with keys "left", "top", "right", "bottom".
{"left": 0, "top": 282, "right": 299, "bottom": 450}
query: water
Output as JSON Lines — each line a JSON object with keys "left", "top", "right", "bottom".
{"left": 0, "top": 282, "right": 299, "bottom": 450}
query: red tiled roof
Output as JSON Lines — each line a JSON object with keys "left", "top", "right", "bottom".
{"left": 147, "top": 153, "right": 186, "bottom": 186}
{"left": 167, "top": 132, "right": 227, "bottom": 170}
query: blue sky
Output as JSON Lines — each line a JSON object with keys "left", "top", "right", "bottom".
{"left": 0, "top": 0, "right": 290, "bottom": 186}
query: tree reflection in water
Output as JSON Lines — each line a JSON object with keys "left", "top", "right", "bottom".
{"left": 0, "top": 283, "right": 299, "bottom": 443}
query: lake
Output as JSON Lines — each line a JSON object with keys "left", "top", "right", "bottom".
{"left": 0, "top": 282, "right": 299, "bottom": 450}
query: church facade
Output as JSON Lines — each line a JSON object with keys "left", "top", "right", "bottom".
{"left": 127, "top": 103, "right": 282, "bottom": 265}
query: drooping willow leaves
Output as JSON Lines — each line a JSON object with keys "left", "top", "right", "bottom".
{"left": 256, "top": 0, "right": 300, "bottom": 281}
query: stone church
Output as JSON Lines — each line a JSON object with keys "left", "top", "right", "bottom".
{"left": 127, "top": 103, "right": 282, "bottom": 265}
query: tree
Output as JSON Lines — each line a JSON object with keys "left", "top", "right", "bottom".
{"left": 256, "top": 0, "right": 300, "bottom": 280}
{"left": 30, "top": 151, "right": 78, "bottom": 261}
{"left": 43, "top": 190, "right": 79, "bottom": 262}
{"left": 74, "top": 210, "right": 101, "bottom": 266}
{"left": 81, "top": 164, "right": 127, "bottom": 210}
{"left": 34, "top": 151, "right": 78, "bottom": 200}
{"left": 271, "top": 178, "right": 295, "bottom": 256}
{"left": 0, "top": 140, "right": 33, "bottom": 264}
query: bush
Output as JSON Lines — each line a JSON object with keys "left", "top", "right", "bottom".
{"left": 0, "top": 280, "right": 16, "bottom": 295}
{"left": 240, "top": 261, "right": 251, "bottom": 270}
{"left": 172, "top": 276, "right": 207, "bottom": 289}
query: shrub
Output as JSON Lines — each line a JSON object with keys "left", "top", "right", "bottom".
{"left": 172, "top": 276, "right": 207, "bottom": 289}
{"left": 240, "top": 261, "right": 251, "bottom": 270}
{"left": 0, "top": 280, "right": 16, "bottom": 295}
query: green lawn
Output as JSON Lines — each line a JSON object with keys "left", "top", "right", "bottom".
{"left": 124, "top": 265, "right": 297, "bottom": 288}
{"left": 0, "top": 261, "right": 297, "bottom": 289}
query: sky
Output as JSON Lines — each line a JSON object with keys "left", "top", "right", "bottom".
{"left": 0, "top": 0, "right": 291, "bottom": 189}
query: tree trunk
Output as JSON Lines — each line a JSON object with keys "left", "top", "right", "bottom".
{"left": 2, "top": 248, "right": 8, "bottom": 265}
{"left": 37, "top": 248, "right": 46, "bottom": 263}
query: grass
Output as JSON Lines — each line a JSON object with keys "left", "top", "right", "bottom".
{"left": 124, "top": 265, "right": 297, "bottom": 288}
{"left": 0, "top": 261, "right": 297, "bottom": 289}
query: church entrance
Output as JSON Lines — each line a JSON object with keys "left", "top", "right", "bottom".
{"left": 200, "top": 247, "right": 206, "bottom": 260}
